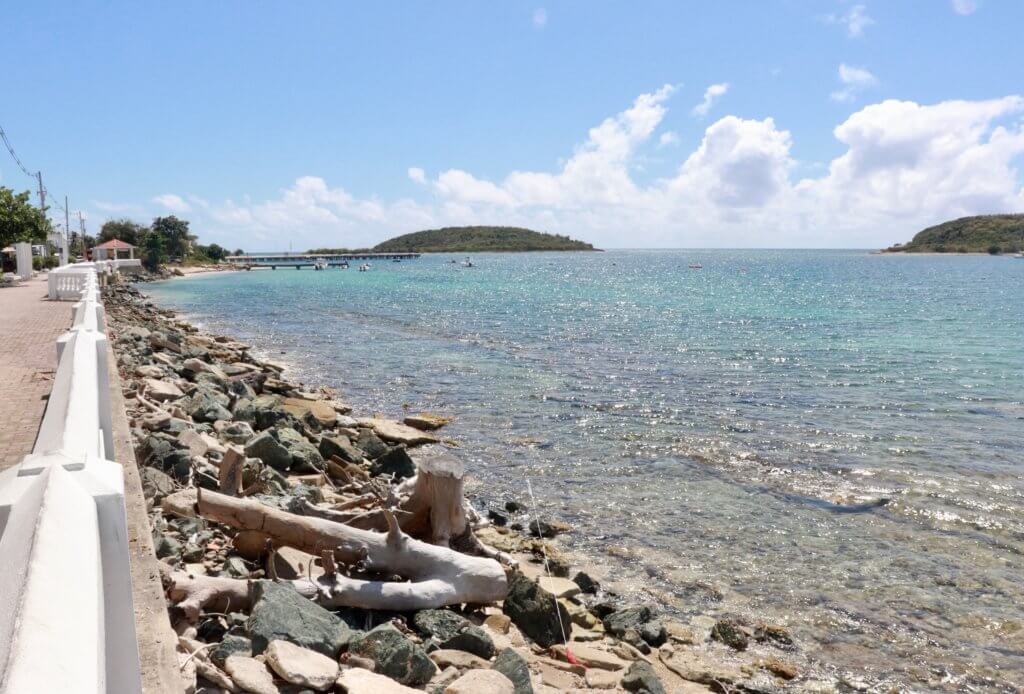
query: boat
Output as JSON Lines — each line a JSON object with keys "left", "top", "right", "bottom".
{"left": 313, "top": 257, "right": 329, "bottom": 271}
{"left": 393, "top": 259, "right": 401, "bottom": 263}
{"left": 339, "top": 261, "right": 349, "bottom": 269}
{"left": 358, "top": 263, "right": 370, "bottom": 272}
{"left": 461, "top": 257, "right": 474, "bottom": 268}
{"left": 688, "top": 263, "right": 703, "bottom": 269}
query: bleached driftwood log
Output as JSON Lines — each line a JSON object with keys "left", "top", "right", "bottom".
{"left": 160, "top": 565, "right": 252, "bottom": 622}
{"left": 161, "top": 488, "right": 508, "bottom": 612}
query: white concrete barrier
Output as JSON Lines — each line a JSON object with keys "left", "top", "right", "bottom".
{"left": 48, "top": 262, "right": 97, "bottom": 301}
{"left": 0, "top": 265, "right": 143, "bottom": 693}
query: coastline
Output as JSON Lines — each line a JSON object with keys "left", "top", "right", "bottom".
{"left": 107, "top": 276, "right": 818, "bottom": 692}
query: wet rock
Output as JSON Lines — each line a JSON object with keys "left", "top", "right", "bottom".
{"left": 528, "top": 518, "right": 569, "bottom": 538}
{"left": 348, "top": 624, "right": 436, "bottom": 686}
{"left": 621, "top": 660, "right": 666, "bottom": 694}
{"left": 603, "top": 606, "right": 655, "bottom": 639}
{"left": 760, "top": 657, "right": 798, "bottom": 680}
{"left": 403, "top": 413, "right": 452, "bottom": 431}
{"left": 210, "top": 634, "right": 252, "bottom": 667}
{"left": 505, "top": 500, "right": 524, "bottom": 513}
{"left": 445, "top": 669, "right": 514, "bottom": 694}
{"left": 711, "top": 619, "right": 749, "bottom": 651}
{"left": 572, "top": 571, "right": 600, "bottom": 594}
{"left": 503, "top": 573, "right": 573, "bottom": 648}
{"left": 488, "top": 509, "right": 508, "bottom": 526}
{"left": 370, "top": 445, "right": 416, "bottom": 479}
{"left": 356, "top": 428, "right": 388, "bottom": 459}
{"left": 357, "top": 417, "right": 440, "bottom": 446}
{"left": 318, "top": 434, "right": 361, "bottom": 463}
{"left": 754, "top": 623, "right": 794, "bottom": 649}
{"left": 247, "top": 580, "right": 357, "bottom": 657}
{"left": 492, "top": 648, "right": 534, "bottom": 694}
{"left": 245, "top": 430, "right": 292, "bottom": 471}
{"left": 265, "top": 639, "right": 339, "bottom": 691}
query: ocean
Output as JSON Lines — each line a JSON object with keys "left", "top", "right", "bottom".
{"left": 146, "top": 250, "right": 1024, "bottom": 689}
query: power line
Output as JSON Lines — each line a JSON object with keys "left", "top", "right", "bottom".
{"left": 0, "top": 123, "right": 70, "bottom": 215}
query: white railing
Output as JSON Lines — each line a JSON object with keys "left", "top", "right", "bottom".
{"left": 0, "top": 266, "right": 142, "bottom": 693}
{"left": 112, "top": 258, "right": 142, "bottom": 271}
{"left": 48, "top": 261, "right": 98, "bottom": 301}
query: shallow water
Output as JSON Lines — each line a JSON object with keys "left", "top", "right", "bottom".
{"left": 147, "top": 250, "right": 1024, "bottom": 689}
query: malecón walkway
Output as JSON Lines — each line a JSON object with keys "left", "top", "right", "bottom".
{"left": 0, "top": 274, "right": 74, "bottom": 470}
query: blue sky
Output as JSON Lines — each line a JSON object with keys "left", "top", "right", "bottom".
{"left": 1, "top": 1, "right": 1022, "bottom": 249}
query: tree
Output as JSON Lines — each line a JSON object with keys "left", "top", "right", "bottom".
{"left": 205, "top": 243, "right": 227, "bottom": 262}
{"left": 232, "top": 248, "right": 244, "bottom": 257}
{"left": 0, "top": 187, "right": 50, "bottom": 248}
{"left": 98, "top": 218, "right": 146, "bottom": 246}
{"left": 141, "top": 231, "right": 167, "bottom": 270}
{"left": 151, "top": 215, "right": 194, "bottom": 259}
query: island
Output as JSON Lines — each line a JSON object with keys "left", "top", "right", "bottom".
{"left": 309, "top": 226, "right": 596, "bottom": 254}
{"left": 883, "top": 214, "right": 1024, "bottom": 254}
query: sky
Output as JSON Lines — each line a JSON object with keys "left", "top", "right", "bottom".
{"left": 1, "top": 0, "right": 1022, "bottom": 250}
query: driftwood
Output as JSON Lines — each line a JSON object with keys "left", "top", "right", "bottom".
{"left": 161, "top": 487, "right": 508, "bottom": 612}
{"left": 160, "top": 565, "right": 252, "bottom": 623}
{"left": 218, "top": 446, "right": 245, "bottom": 496}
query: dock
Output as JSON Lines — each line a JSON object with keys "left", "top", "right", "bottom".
{"left": 226, "top": 252, "right": 419, "bottom": 268}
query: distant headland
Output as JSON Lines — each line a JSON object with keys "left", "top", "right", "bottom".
{"left": 883, "top": 214, "right": 1024, "bottom": 254}
{"left": 309, "top": 226, "right": 597, "bottom": 254}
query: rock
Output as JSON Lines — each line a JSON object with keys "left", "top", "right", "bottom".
{"left": 428, "top": 649, "right": 490, "bottom": 670}
{"left": 760, "top": 657, "right": 798, "bottom": 680}
{"left": 223, "top": 656, "right": 277, "bottom": 694}
{"left": 537, "top": 576, "right": 581, "bottom": 599}
{"left": 183, "top": 357, "right": 228, "bottom": 380}
{"left": 754, "top": 623, "right": 794, "bottom": 648}
{"left": 528, "top": 519, "right": 569, "bottom": 538}
{"left": 282, "top": 397, "right": 338, "bottom": 428}
{"left": 232, "top": 530, "right": 272, "bottom": 560}
{"left": 135, "top": 364, "right": 164, "bottom": 378}
{"left": 503, "top": 573, "right": 572, "bottom": 648}
{"left": 710, "top": 619, "right": 748, "bottom": 651}
{"left": 335, "top": 668, "right": 422, "bottom": 694}
{"left": 355, "top": 429, "right": 388, "bottom": 459}
{"left": 185, "top": 389, "right": 233, "bottom": 423}
{"left": 268, "top": 546, "right": 324, "bottom": 581}
{"left": 357, "top": 417, "right": 439, "bottom": 446}
{"left": 444, "top": 669, "right": 515, "bottom": 694}
{"left": 276, "top": 427, "right": 324, "bottom": 472}
{"left": 154, "top": 534, "right": 182, "bottom": 560}
{"left": 370, "top": 446, "right": 416, "bottom": 479}
{"left": 430, "top": 665, "right": 461, "bottom": 689}
{"left": 211, "top": 635, "right": 252, "bottom": 667}
{"left": 659, "top": 649, "right": 744, "bottom": 687}
{"left": 245, "top": 430, "right": 292, "bottom": 472}
{"left": 265, "top": 639, "right": 339, "bottom": 691}
{"left": 318, "top": 434, "right": 361, "bottom": 463}
{"left": 140, "top": 466, "right": 176, "bottom": 502}
{"left": 505, "top": 500, "right": 524, "bottom": 513}
{"left": 222, "top": 556, "right": 250, "bottom": 578}
{"left": 603, "top": 606, "right": 655, "bottom": 639}
{"left": 252, "top": 394, "right": 288, "bottom": 430}
{"left": 572, "top": 571, "right": 599, "bottom": 594}
{"left": 403, "top": 413, "right": 452, "bottom": 431}
{"left": 492, "top": 648, "right": 534, "bottom": 694}
{"left": 640, "top": 620, "right": 667, "bottom": 647}
{"left": 348, "top": 624, "right": 436, "bottom": 686}
{"left": 247, "top": 580, "right": 357, "bottom": 657}
{"left": 621, "top": 661, "right": 666, "bottom": 694}
{"left": 488, "top": 509, "right": 508, "bottom": 526}
{"left": 483, "top": 614, "right": 511, "bottom": 634}
{"left": 220, "top": 420, "right": 256, "bottom": 444}
{"left": 178, "top": 429, "right": 210, "bottom": 457}
{"left": 586, "top": 668, "right": 623, "bottom": 689}
{"left": 551, "top": 644, "right": 627, "bottom": 671}
{"left": 144, "top": 378, "right": 184, "bottom": 402}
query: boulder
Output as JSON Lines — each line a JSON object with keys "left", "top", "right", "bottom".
{"left": 282, "top": 397, "right": 338, "bottom": 428}
{"left": 223, "top": 656, "right": 277, "bottom": 694}
{"left": 276, "top": 427, "right": 324, "bottom": 472}
{"left": 210, "top": 634, "right": 252, "bottom": 667}
{"left": 537, "top": 576, "right": 581, "bottom": 599}
{"left": 140, "top": 466, "right": 176, "bottom": 502}
{"left": 621, "top": 660, "right": 666, "bottom": 694}
{"left": 710, "top": 619, "right": 748, "bottom": 651}
{"left": 429, "top": 649, "right": 490, "bottom": 670}
{"left": 403, "top": 413, "right": 452, "bottom": 431}
{"left": 244, "top": 430, "right": 292, "bottom": 472}
{"left": 444, "top": 669, "right": 515, "bottom": 694}
{"left": 355, "top": 428, "right": 389, "bottom": 459}
{"left": 247, "top": 580, "right": 358, "bottom": 657}
{"left": 357, "top": 417, "right": 439, "bottom": 446}
{"left": 335, "top": 668, "right": 422, "bottom": 694}
{"left": 492, "top": 648, "right": 534, "bottom": 694}
{"left": 370, "top": 445, "right": 416, "bottom": 480}
{"left": 572, "top": 571, "right": 600, "bottom": 594}
{"left": 503, "top": 573, "right": 572, "bottom": 648}
{"left": 185, "top": 389, "right": 233, "bottom": 423}
{"left": 603, "top": 606, "right": 654, "bottom": 638}
{"left": 413, "top": 609, "right": 494, "bottom": 659}
{"left": 318, "top": 434, "right": 361, "bottom": 463}
{"left": 135, "top": 365, "right": 164, "bottom": 379}
{"left": 348, "top": 624, "right": 436, "bottom": 686}
{"left": 219, "top": 420, "right": 255, "bottom": 444}
{"left": 143, "top": 378, "right": 184, "bottom": 402}
{"left": 265, "top": 639, "right": 339, "bottom": 691}
{"left": 252, "top": 394, "right": 288, "bottom": 430}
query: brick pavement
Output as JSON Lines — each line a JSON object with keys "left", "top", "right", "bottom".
{"left": 0, "top": 275, "right": 73, "bottom": 470}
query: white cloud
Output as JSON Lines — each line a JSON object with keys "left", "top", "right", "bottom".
{"left": 692, "top": 83, "right": 729, "bottom": 117}
{"left": 407, "top": 167, "right": 426, "bottom": 184}
{"left": 181, "top": 88, "right": 1024, "bottom": 250}
{"left": 830, "top": 63, "right": 877, "bottom": 102}
{"left": 825, "top": 4, "right": 874, "bottom": 38}
{"left": 951, "top": 0, "right": 977, "bottom": 15}
{"left": 658, "top": 131, "right": 680, "bottom": 148}
{"left": 532, "top": 8, "right": 547, "bottom": 28}
{"left": 152, "top": 193, "right": 191, "bottom": 213}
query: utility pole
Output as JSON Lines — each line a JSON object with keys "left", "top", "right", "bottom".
{"left": 36, "top": 171, "right": 46, "bottom": 211}
{"left": 78, "top": 211, "right": 87, "bottom": 259}
{"left": 64, "top": 196, "right": 71, "bottom": 263}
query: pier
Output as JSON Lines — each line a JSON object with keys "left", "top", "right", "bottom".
{"left": 226, "top": 252, "right": 419, "bottom": 268}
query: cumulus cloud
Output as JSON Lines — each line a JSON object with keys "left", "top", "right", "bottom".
{"left": 692, "top": 83, "right": 729, "bottom": 117}
{"left": 532, "top": 8, "right": 547, "bottom": 28}
{"left": 187, "top": 88, "right": 1024, "bottom": 249}
{"left": 407, "top": 167, "right": 426, "bottom": 184}
{"left": 153, "top": 193, "right": 191, "bottom": 213}
{"left": 824, "top": 4, "right": 874, "bottom": 38}
{"left": 830, "top": 63, "right": 878, "bottom": 102}
{"left": 658, "top": 131, "right": 680, "bottom": 148}
{"left": 951, "top": 0, "right": 977, "bottom": 15}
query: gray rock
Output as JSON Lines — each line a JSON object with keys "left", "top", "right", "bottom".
{"left": 245, "top": 430, "right": 292, "bottom": 472}
{"left": 226, "top": 378, "right": 257, "bottom": 401}
{"left": 603, "top": 606, "right": 655, "bottom": 638}
{"left": 232, "top": 397, "right": 256, "bottom": 424}
{"left": 276, "top": 427, "right": 324, "bottom": 472}
{"left": 222, "top": 556, "right": 250, "bottom": 578}
{"left": 412, "top": 609, "right": 494, "bottom": 659}
{"left": 318, "top": 434, "right": 361, "bottom": 463}
{"left": 211, "top": 635, "right": 252, "bottom": 667}
{"left": 140, "top": 466, "right": 175, "bottom": 502}
{"left": 370, "top": 445, "right": 416, "bottom": 479}
{"left": 185, "top": 389, "right": 233, "bottom": 423}
{"left": 247, "top": 580, "right": 358, "bottom": 658}
{"left": 640, "top": 620, "right": 667, "bottom": 647}
{"left": 710, "top": 619, "right": 749, "bottom": 651}
{"left": 154, "top": 534, "right": 182, "bottom": 560}
{"left": 492, "top": 648, "right": 534, "bottom": 694}
{"left": 621, "top": 660, "right": 666, "bottom": 694}
{"left": 220, "top": 420, "right": 255, "bottom": 444}
{"left": 503, "top": 573, "right": 572, "bottom": 648}
{"left": 572, "top": 571, "right": 600, "bottom": 594}
{"left": 356, "top": 428, "right": 388, "bottom": 459}
{"left": 253, "top": 394, "right": 288, "bottom": 430}
{"left": 348, "top": 624, "right": 436, "bottom": 686}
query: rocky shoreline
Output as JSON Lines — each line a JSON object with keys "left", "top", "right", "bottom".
{"left": 106, "top": 280, "right": 813, "bottom": 693}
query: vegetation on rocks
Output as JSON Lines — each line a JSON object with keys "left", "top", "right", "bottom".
{"left": 310, "top": 226, "right": 597, "bottom": 254}
{"left": 884, "top": 213, "right": 1024, "bottom": 253}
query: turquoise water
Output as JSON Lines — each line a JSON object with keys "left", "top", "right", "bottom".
{"left": 147, "top": 251, "right": 1024, "bottom": 689}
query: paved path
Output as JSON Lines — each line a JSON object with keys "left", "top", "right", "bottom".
{"left": 0, "top": 275, "right": 73, "bottom": 470}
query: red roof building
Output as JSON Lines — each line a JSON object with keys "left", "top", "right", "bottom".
{"left": 92, "top": 238, "right": 136, "bottom": 260}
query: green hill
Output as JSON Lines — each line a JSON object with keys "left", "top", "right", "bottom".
{"left": 885, "top": 214, "right": 1024, "bottom": 254}
{"left": 370, "top": 226, "right": 596, "bottom": 253}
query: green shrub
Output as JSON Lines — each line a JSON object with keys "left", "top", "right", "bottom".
{"left": 987, "top": 245, "right": 1002, "bottom": 255}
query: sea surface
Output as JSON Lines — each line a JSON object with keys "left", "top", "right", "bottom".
{"left": 146, "top": 250, "right": 1024, "bottom": 690}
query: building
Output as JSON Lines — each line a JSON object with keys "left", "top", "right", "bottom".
{"left": 92, "top": 239, "right": 136, "bottom": 261}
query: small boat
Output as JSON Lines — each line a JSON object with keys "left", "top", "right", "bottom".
{"left": 688, "top": 263, "right": 703, "bottom": 269}
{"left": 358, "top": 263, "right": 370, "bottom": 272}
{"left": 393, "top": 258, "right": 401, "bottom": 263}
{"left": 339, "top": 261, "right": 349, "bottom": 269}
{"left": 461, "top": 256, "right": 474, "bottom": 268}
{"left": 313, "top": 257, "right": 329, "bottom": 271}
